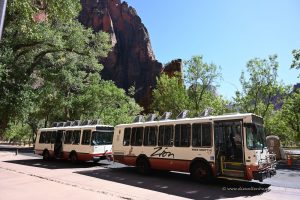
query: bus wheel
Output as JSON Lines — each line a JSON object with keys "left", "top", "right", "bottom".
{"left": 43, "top": 150, "right": 50, "bottom": 161}
{"left": 70, "top": 152, "right": 78, "bottom": 164}
{"left": 190, "top": 162, "right": 211, "bottom": 182}
{"left": 136, "top": 157, "right": 151, "bottom": 175}
{"left": 93, "top": 158, "right": 100, "bottom": 163}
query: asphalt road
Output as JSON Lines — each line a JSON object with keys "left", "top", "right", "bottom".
{"left": 1, "top": 145, "right": 300, "bottom": 200}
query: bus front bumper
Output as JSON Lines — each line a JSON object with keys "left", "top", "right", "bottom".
{"left": 253, "top": 168, "right": 276, "bottom": 182}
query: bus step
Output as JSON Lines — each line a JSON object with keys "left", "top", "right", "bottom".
{"left": 223, "top": 163, "right": 244, "bottom": 170}
{"left": 222, "top": 169, "right": 245, "bottom": 178}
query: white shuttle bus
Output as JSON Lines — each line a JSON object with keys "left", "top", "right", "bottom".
{"left": 112, "top": 112, "right": 276, "bottom": 182}
{"left": 35, "top": 120, "right": 114, "bottom": 163}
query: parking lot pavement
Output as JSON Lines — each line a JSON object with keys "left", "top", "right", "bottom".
{"left": 0, "top": 168, "right": 120, "bottom": 200}
{"left": 0, "top": 152, "right": 189, "bottom": 200}
{"left": 1, "top": 151, "right": 300, "bottom": 200}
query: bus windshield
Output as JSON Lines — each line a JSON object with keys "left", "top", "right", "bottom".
{"left": 246, "top": 124, "right": 266, "bottom": 150}
{"left": 91, "top": 130, "right": 113, "bottom": 145}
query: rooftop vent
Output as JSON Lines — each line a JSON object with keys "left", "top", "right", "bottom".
{"left": 176, "top": 110, "right": 189, "bottom": 119}
{"left": 89, "top": 119, "right": 101, "bottom": 125}
{"left": 133, "top": 115, "right": 145, "bottom": 123}
{"left": 199, "top": 107, "right": 213, "bottom": 117}
{"left": 146, "top": 114, "right": 157, "bottom": 122}
{"left": 81, "top": 120, "right": 90, "bottom": 126}
{"left": 71, "top": 120, "right": 81, "bottom": 126}
{"left": 64, "top": 121, "right": 72, "bottom": 127}
{"left": 159, "top": 112, "right": 172, "bottom": 121}
{"left": 57, "top": 122, "right": 65, "bottom": 127}
{"left": 51, "top": 122, "right": 58, "bottom": 127}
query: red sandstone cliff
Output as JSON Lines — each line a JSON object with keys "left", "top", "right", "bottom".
{"left": 79, "top": 0, "right": 163, "bottom": 110}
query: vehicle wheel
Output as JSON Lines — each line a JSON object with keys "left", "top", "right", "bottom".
{"left": 136, "top": 158, "right": 151, "bottom": 175}
{"left": 190, "top": 162, "right": 211, "bottom": 182}
{"left": 93, "top": 158, "right": 100, "bottom": 163}
{"left": 43, "top": 150, "right": 50, "bottom": 161}
{"left": 70, "top": 152, "right": 78, "bottom": 164}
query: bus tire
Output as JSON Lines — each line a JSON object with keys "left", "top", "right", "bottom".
{"left": 42, "top": 149, "right": 50, "bottom": 161}
{"left": 190, "top": 162, "right": 212, "bottom": 182}
{"left": 93, "top": 158, "right": 100, "bottom": 163}
{"left": 70, "top": 152, "right": 78, "bottom": 164}
{"left": 136, "top": 157, "right": 151, "bottom": 175}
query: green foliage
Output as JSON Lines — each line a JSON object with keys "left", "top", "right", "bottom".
{"left": 234, "top": 54, "right": 299, "bottom": 145}
{"left": 234, "top": 55, "right": 285, "bottom": 118}
{"left": 265, "top": 89, "right": 300, "bottom": 145}
{"left": 281, "top": 90, "right": 300, "bottom": 142}
{"left": 184, "top": 55, "right": 222, "bottom": 116}
{"left": 0, "top": 0, "right": 141, "bottom": 139}
{"left": 4, "top": 122, "right": 32, "bottom": 143}
{"left": 152, "top": 56, "right": 228, "bottom": 118}
{"left": 291, "top": 49, "right": 300, "bottom": 77}
{"left": 151, "top": 73, "right": 189, "bottom": 116}
{"left": 89, "top": 80, "right": 143, "bottom": 126}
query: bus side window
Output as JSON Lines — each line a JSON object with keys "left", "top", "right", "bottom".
{"left": 192, "top": 123, "right": 202, "bottom": 147}
{"left": 51, "top": 131, "right": 56, "bottom": 144}
{"left": 144, "top": 126, "right": 157, "bottom": 146}
{"left": 39, "top": 132, "right": 46, "bottom": 143}
{"left": 131, "top": 127, "right": 143, "bottom": 146}
{"left": 73, "top": 130, "right": 81, "bottom": 144}
{"left": 81, "top": 130, "right": 91, "bottom": 145}
{"left": 192, "top": 123, "right": 212, "bottom": 147}
{"left": 45, "top": 131, "right": 51, "bottom": 144}
{"left": 123, "top": 128, "right": 131, "bottom": 146}
{"left": 175, "top": 124, "right": 191, "bottom": 147}
{"left": 64, "top": 131, "right": 72, "bottom": 144}
{"left": 158, "top": 125, "right": 174, "bottom": 146}
{"left": 202, "top": 124, "right": 212, "bottom": 147}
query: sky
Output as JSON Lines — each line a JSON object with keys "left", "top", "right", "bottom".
{"left": 124, "top": 0, "right": 300, "bottom": 100}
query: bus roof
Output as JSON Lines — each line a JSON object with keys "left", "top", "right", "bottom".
{"left": 38, "top": 124, "right": 113, "bottom": 131}
{"left": 115, "top": 113, "right": 262, "bottom": 128}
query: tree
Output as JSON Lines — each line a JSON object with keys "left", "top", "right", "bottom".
{"left": 265, "top": 110, "right": 296, "bottom": 146}
{"left": 184, "top": 55, "right": 222, "bottom": 116}
{"left": 291, "top": 49, "right": 300, "bottom": 77}
{"left": 234, "top": 55, "right": 285, "bottom": 118}
{"left": 281, "top": 89, "right": 300, "bottom": 142}
{"left": 0, "top": 0, "right": 111, "bottom": 133}
{"left": 265, "top": 89, "right": 300, "bottom": 146}
{"left": 151, "top": 73, "right": 189, "bottom": 116}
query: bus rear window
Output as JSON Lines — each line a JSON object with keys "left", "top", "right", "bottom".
{"left": 91, "top": 131, "right": 113, "bottom": 145}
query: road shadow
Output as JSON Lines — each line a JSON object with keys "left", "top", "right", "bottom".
{"left": 276, "top": 160, "right": 300, "bottom": 171}
{"left": 76, "top": 166, "right": 271, "bottom": 200}
{"left": 0, "top": 146, "right": 34, "bottom": 153}
{"left": 4, "top": 159, "right": 110, "bottom": 170}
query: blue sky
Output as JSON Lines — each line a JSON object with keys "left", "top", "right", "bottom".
{"left": 125, "top": 0, "right": 300, "bottom": 100}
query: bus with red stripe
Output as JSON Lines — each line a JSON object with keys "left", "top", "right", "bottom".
{"left": 34, "top": 120, "right": 114, "bottom": 163}
{"left": 112, "top": 112, "right": 276, "bottom": 182}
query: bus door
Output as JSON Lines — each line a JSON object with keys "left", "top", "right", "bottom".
{"left": 214, "top": 120, "right": 245, "bottom": 178}
{"left": 54, "top": 130, "right": 64, "bottom": 158}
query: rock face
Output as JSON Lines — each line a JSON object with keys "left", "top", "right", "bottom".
{"left": 79, "top": 0, "right": 163, "bottom": 110}
{"left": 163, "top": 59, "right": 182, "bottom": 77}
